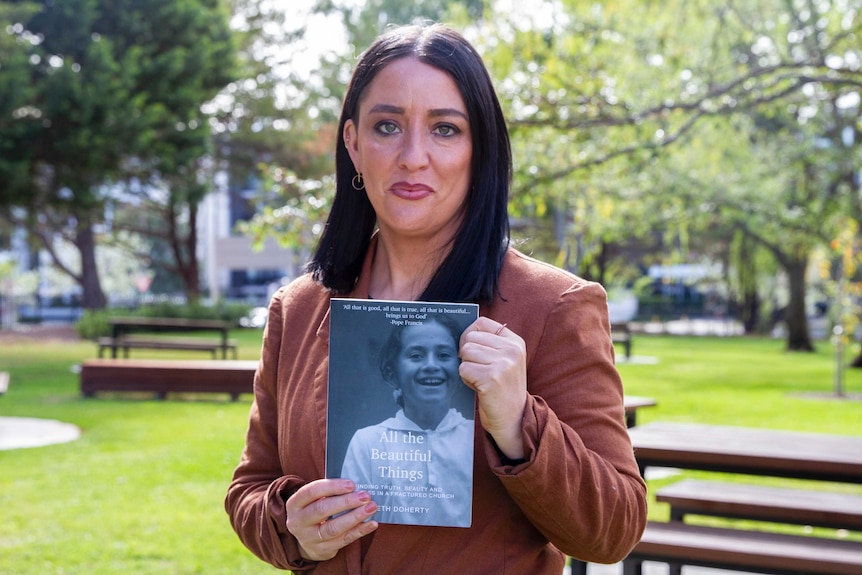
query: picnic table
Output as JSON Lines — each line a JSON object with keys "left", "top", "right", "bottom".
{"left": 100, "top": 317, "right": 236, "bottom": 359}
{"left": 627, "top": 421, "right": 862, "bottom": 483}
{"left": 622, "top": 395, "right": 655, "bottom": 428}
{"left": 621, "top": 421, "right": 862, "bottom": 575}
{"left": 611, "top": 322, "right": 633, "bottom": 360}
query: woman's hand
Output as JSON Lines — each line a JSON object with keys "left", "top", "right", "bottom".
{"left": 459, "top": 317, "right": 528, "bottom": 460}
{"left": 285, "top": 478, "right": 379, "bottom": 562}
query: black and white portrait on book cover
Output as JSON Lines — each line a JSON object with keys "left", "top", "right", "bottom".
{"left": 326, "top": 298, "right": 478, "bottom": 527}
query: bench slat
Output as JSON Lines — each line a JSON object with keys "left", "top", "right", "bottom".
{"left": 97, "top": 336, "right": 238, "bottom": 358}
{"left": 80, "top": 359, "right": 257, "bottom": 400}
{"left": 657, "top": 478, "right": 862, "bottom": 530}
{"left": 625, "top": 521, "right": 862, "bottom": 575}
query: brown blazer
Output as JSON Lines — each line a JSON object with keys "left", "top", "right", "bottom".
{"left": 226, "top": 242, "right": 647, "bottom": 574}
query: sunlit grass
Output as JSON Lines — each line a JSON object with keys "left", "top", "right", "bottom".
{"left": 0, "top": 329, "right": 278, "bottom": 575}
{"left": 0, "top": 330, "right": 860, "bottom": 573}
{"left": 618, "top": 335, "right": 862, "bottom": 433}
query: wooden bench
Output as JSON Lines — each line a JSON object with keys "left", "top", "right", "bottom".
{"left": 0, "top": 371, "right": 8, "bottom": 395}
{"left": 80, "top": 358, "right": 257, "bottom": 401}
{"left": 105, "top": 317, "right": 235, "bottom": 359}
{"left": 97, "top": 336, "right": 238, "bottom": 359}
{"left": 611, "top": 322, "right": 633, "bottom": 360}
{"left": 628, "top": 423, "right": 862, "bottom": 574}
{"left": 656, "top": 478, "right": 862, "bottom": 531}
{"left": 623, "top": 521, "right": 862, "bottom": 575}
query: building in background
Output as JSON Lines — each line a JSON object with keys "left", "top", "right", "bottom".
{"left": 199, "top": 172, "right": 297, "bottom": 304}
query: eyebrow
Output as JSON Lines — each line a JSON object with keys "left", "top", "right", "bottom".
{"left": 368, "top": 103, "right": 468, "bottom": 121}
{"left": 403, "top": 342, "right": 457, "bottom": 351}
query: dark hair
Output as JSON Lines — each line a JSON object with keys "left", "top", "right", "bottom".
{"left": 378, "top": 315, "right": 463, "bottom": 406}
{"left": 306, "top": 24, "right": 512, "bottom": 303}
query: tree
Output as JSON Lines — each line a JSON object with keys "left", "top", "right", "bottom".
{"left": 831, "top": 220, "right": 862, "bottom": 371}
{"left": 320, "top": 0, "right": 485, "bottom": 50}
{"left": 0, "top": 0, "right": 235, "bottom": 308}
{"left": 191, "top": 0, "right": 343, "bottom": 284}
{"left": 108, "top": 164, "right": 212, "bottom": 301}
{"left": 479, "top": 0, "right": 861, "bottom": 348}
{"left": 211, "top": 0, "right": 334, "bottom": 182}
{"left": 223, "top": 0, "right": 861, "bottom": 351}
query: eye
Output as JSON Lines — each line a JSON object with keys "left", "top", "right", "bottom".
{"left": 436, "top": 347, "right": 457, "bottom": 361}
{"left": 375, "top": 120, "right": 400, "bottom": 135}
{"left": 433, "top": 124, "right": 460, "bottom": 137}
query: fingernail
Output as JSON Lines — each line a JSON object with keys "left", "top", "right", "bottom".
{"left": 364, "top": 502, "right": 378, "bottom": 514}
{"left": 342, "top": 479, "right": 355, "bottom": 491}
{"left": 357, "top": 491, "right": 370, "bottom": 503}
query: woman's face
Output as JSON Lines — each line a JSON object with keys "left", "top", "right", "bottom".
{"left": 343, "top": 57, "right": 473, "bottom": 243}
{"left": 392, "top": 321, "right": 461, "bottom": 411}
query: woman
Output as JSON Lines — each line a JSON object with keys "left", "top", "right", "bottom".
{"left": 225, "top": 23, "right": 647, "bottom": 574}
{"left": 339, "top": 316, "right": 474, "bottom": 527}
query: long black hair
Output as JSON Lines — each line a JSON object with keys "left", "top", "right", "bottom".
{"left": 306, "top": 24, "right": 512, "bottom": 304}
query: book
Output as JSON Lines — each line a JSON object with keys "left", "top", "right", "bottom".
{"left": 326, "top": 298, "right": 479, "bottom": 528}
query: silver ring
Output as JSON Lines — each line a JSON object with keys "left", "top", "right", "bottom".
{"left": 494, "top": 323, "right": 507, "bottom": 336}
{"left": 317, "top": 524, "right": 324, "bottom": 541}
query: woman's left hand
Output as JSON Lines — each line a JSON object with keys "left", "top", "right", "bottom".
{"left": 459, "top": 317, "right": 528, "bottom": 460}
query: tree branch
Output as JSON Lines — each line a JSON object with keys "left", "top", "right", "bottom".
{"left": 31, "top": 227, "right": 82, "bottom": 283}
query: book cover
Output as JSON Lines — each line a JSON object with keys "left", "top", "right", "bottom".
{"left": 326, "top": 298, "right": 479, "bottom": 528}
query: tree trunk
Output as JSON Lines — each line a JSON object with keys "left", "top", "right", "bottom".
{"left": 183, "top": 201, "right": 201, "bottom": 302}
{"left": 741, "top": 288, "right": 760, "bottom": 334}
{"left": 733, "top": 230, "right": 762, "bottom": 335}
{"left": 168, "top": 196, "right": 202, "bottom": 303}
{"left": 62, "top": 213, "right": 107, "bottom": 309}
{"left": 75, "top": 213, "right": 107, "bottom": 309}
{"left": 783, "top": 256, "right": 813, "bottom": 351}
{"left": 594, "top": 240, "right": 608, "bottom": 286}
{"left": 34, "top": 210, "right": 107, "bottom": 310}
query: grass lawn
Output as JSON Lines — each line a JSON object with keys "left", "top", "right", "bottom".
{"left": 0, "top": 328, "right": 278, "bottom": 575}
{"left": 1, "top": 328, "right": 860, "bottom": 573}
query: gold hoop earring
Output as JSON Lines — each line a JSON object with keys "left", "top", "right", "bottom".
{"left": 351, "top": 173, "right": 364, "bottom": 191}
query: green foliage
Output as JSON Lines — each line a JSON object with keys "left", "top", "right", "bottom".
{"left": 824, "top": 219, "right": 862, "bottom": 348}
{"left": 6, "top": 0, "right": 859, "bottom": 340}
{"left": 0, "top": 0, "right": 237, "bottom": 307}
{"left": 473, "top": 0, "right": 862, "bottom": 341}
{"left": 236, "top": 167, "right": 334, "bottom": 253}
{"left": 74, "top": 309, "right": 112, "bottom": 340}
{"left": 328, "top": 0, "right": 486, "bottom": 49}
{"left": 130, "top": 300, "right": 254, "bottom": 324}
{"left": 502, "top": 6, "right": 852, "bottom": 213}
{"left": 213, "top": 0, "right": 336, "bottom": 186}
{"left": 217, "top": 0, "right": 860, "bottom": 347}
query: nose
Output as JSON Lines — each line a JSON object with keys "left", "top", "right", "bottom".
{"left": 398, "top": 129, "right": 429, "bottom": 171}
{"left": 421, "top": 354, "right": 442, "bottom": 371}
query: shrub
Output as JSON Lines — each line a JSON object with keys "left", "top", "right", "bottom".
{"left": 76, "top": 309, "right": 112, "bottom": 340}
{"left": 75, "top": 301, "right": 254, "bottom": 339}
